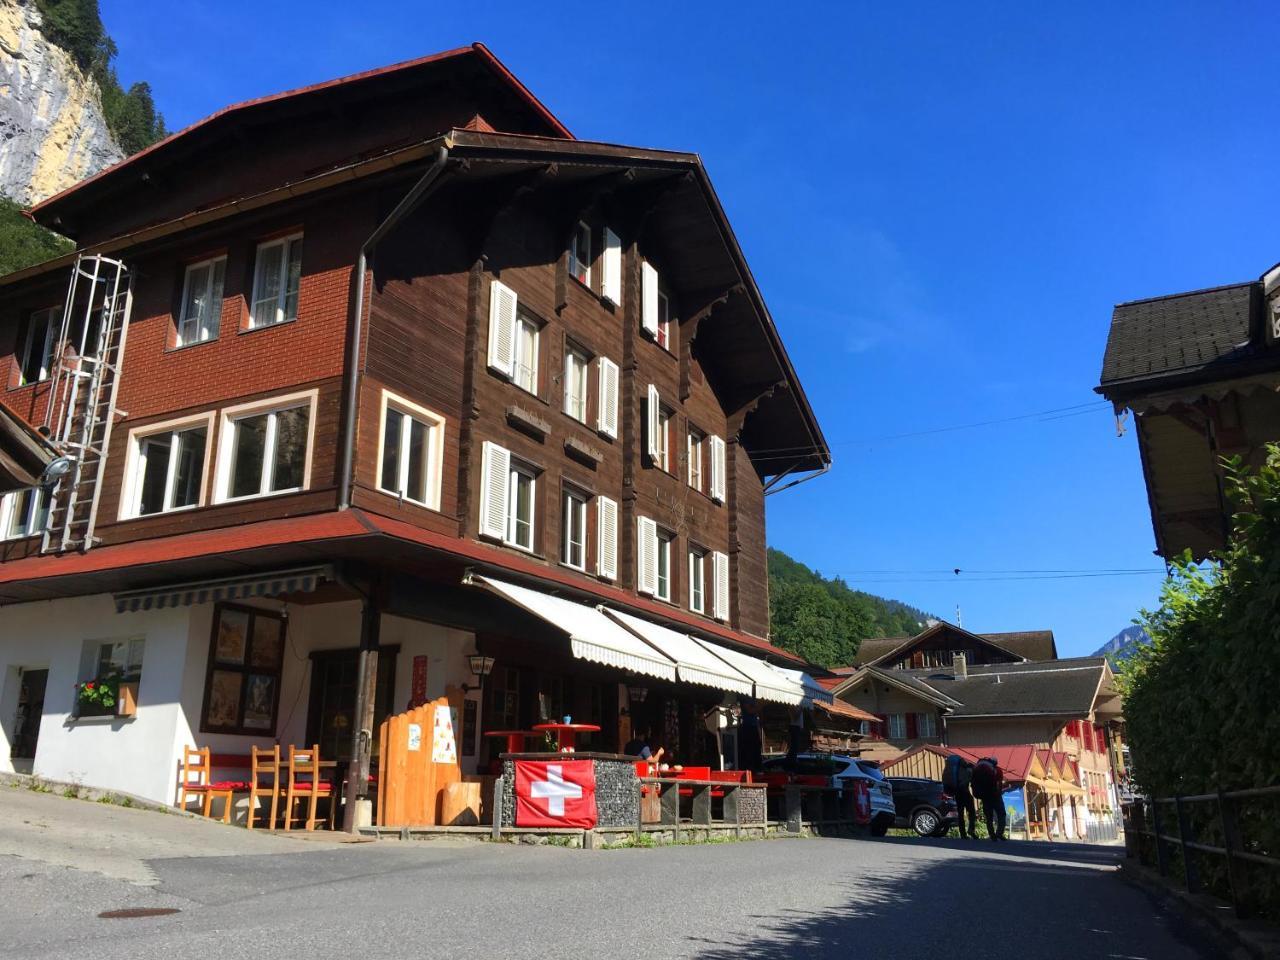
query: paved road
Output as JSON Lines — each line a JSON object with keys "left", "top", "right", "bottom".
{"left": 0, "top": 787, "right": 1217, "bottom": 960}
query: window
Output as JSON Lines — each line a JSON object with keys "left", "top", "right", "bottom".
{"left": 640, "top": 260, "right": 674, "bottom": 351}
{"left": 687, "top": 429, "right": 704, "bottom": 491}
{"left": 514, "top": 313, "right": 539, "bottom": 395}
{"left": 96, "top": 637, "right": 145, "bottom": 682}
{"left": 507, "top": 464, "right": 536, "bottom": 551}
{"left": 249, "top": 234, "right": 302, "bottom": 328}
{"left": 918, "top": 712, "right": 938, "bottom": 738}
{"left": 176, "top": 256, "right": 226, "bottom": 346}
{"left": 887, "top": 713, "right": 907, "bottom": 739}
{"left": 0, "top": 487, "right": 47, "bottom": 540}
{"left": 216, "top": 393, "right": 315, "bottom": 502}
{"left": 18, "top": 307, "right": 58, "bottom": 385}
{"left": 377, "top": 393, "right": 445, "bottom": 510}
{"left": 126, "top": 419, "right": 210, "bottom": 518}
{"left": 655, "top": 407, "right": 671, "bottom": 472}
{"left": 561, "top": 489, "right": 587, "bottom": 571}
{"left": 569, "top": 221, "right": 591, "bottom": 286}
{"left": 655, "top": 528, "right": 673, "bottom": 602}
{"left": 201, "top": 603, "right": 287, "bottom": 735}
{"left": 689, "top": 548, "right": 706, "bottom": 613}
{"left": 656, "top": 286, "right": 674, "bottom": 351}
{"left": 563, "top": 347, "right": 589, "bottom": 422}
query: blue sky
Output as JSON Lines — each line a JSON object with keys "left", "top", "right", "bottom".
{"left": 104, "top": 2, "right": 1275, "bottom": 656}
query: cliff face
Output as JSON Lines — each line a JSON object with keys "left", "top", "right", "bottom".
{"left": 0, "top": 0, "right": 123, "bottom": 207}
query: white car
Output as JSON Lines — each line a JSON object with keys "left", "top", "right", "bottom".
{"left": 761, "top": 753, "right": 897, "bottom": 835}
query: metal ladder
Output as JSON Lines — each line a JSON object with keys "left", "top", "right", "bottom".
{"left": 41, "top": 254, "right": 133, "bottom": 554}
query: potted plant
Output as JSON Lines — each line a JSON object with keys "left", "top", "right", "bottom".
{"left": 75, "top": 675, "right": 120, "bottom": 718}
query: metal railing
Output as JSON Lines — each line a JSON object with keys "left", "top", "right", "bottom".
{"left": 1123, "top": 786, "right": 1280, "bottom": 919}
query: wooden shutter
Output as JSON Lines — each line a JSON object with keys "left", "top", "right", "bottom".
{"left": 646, "top": 384, "right": 661, "bottom": 462}
{"left": 712, "top": 550, "right": 730, "bottom": 621}
{"left": 641, "top": 260, "right": 659, "bottom": 338}
{"left": 906, "top": 713, "right": 919, "bottom": 739}
{"left": 709, "top": 435, "right": 727, "bottom": 502}
{"left": 478, "top": 441, "right": 510, "bottom": 541}
{"left": 486, "top": 280, "right": 518, "bottom": 377}
{"left": 602, "top": 227, "right": 622, "bottom": 304}
{"left": 597, "top": 357, "right": 619, "bottom": 439}
{"left": 596, "top": 496, "right": 618, "bottom": 580}
{"left": 637, "top": 516, "right": 657, "bottom": 594}
{"left": 874, "top": 714, "right": 889, "bottom": 741}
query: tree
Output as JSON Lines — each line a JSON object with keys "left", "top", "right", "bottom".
{"left": 0, "top": 198, "right": 73, "bottom": 276}
{"left": 768, "top": 580, "right": 874, "bottom": 668}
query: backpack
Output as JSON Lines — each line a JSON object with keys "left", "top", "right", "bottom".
{"left": 942, "top": 754, "right": 960, "bottom": 793}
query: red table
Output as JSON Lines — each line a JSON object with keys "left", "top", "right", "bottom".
{"left": 484, "top": 730, "right": 544, "bottom": 754}
{"left": 532, "top": 722, "right": 601, "bottom": 752}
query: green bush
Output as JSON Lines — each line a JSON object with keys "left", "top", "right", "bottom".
{"left": 0, "top": 197, "right": 72, "bottom": 275}
{"left": 1122, "top": 447, "right": 1280, "bottom": 919}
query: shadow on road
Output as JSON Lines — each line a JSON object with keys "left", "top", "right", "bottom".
{"left": 688, "top": 838, "right": 1210, "bottom": 960}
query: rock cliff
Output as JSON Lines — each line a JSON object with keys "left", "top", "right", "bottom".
{"left": 0, "top": 0, "right": 123, "bottom": 207}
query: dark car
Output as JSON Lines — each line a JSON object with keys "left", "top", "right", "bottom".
{"left": 888, "top": 777, "right": 959, "bottom": 837}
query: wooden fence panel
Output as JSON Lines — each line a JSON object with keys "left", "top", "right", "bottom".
{"left": 376, "top": 686, "right": 464, "bottom": 827}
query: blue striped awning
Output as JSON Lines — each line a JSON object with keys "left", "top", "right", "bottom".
{"left": 113, "top": 565, "right": 332, "bottom": 613}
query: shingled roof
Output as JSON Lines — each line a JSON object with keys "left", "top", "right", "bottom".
{"left": 907, "top": 658, "right": 1108, "bottom": 718}
{"left": 1098, "top": 281, "right": 1264, "bottom": 393}
{"left": 980, "top": 631, "right": 1058, "bottom": 662}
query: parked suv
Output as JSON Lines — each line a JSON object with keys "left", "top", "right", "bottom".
{"left": 888, "top": 777, "right": 959, "bottom": 837}
{"left": 760, "top": 753, "right": 897, "bottom": 835}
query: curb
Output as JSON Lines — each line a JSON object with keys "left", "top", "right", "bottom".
{"left": 1118, "top": 859, "right": 1280, "bottom": 959}
{"left": 0, "top": 771, "right": 196, "bottom": 819}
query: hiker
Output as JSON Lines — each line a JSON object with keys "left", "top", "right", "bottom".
{"left": 943, "top": 753, "right": 978, "bottom": 838}
{"left": 971, "top": 756, "right": 1006, "bottom": 840}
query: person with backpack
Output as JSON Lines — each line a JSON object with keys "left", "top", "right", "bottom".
{"left": 970, "top": 756, "right": 1006, "bottom": 840}
{"left": 942, "top": 753, "right": 977, "bottom": 838}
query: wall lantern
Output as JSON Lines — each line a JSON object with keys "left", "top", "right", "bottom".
{"left": 462, "top": 654, "right": 495, "bottom": 693}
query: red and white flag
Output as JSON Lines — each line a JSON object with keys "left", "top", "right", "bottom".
{"left": 514, "top": 759, "right": 597, "bottom": 828}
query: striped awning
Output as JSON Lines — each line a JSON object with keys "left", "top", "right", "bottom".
{"left": 113, "top": 565, "right": 332, "bottom": 613}
{"left": 602, "top": 608, "right": 755, "bottom": 696}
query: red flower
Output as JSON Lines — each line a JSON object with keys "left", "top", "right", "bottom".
{"left": 85, "top": 682, "right": 95, "bottom": 690}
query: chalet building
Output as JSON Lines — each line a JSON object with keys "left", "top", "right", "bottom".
{"left": 829, "top": 621, "right": 1125, "bottom": 832}
{"left": 0, "top": 44, "right": 830, "bottom": 818}
{"left": 1098, "top": 262, "right": 1280, "bottom": 558}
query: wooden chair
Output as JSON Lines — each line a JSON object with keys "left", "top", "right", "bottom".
{"left": 284, "top": 744, "right": 336, "bottom": 831}
{"left": 178, "top": 746, "right": 212, "bottom": 814}
{"left": 247, "top": 744, "right": 281, "bottom": 830}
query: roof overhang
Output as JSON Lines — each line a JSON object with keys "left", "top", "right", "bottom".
{"left": 0, "top": 400, "right": 57, "bottom": 492}
{"left": 829, "top": 665, "right": 960, "bottom": 708}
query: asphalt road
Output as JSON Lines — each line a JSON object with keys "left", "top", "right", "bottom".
{"left": 0, "top": 789, "right": 1218, "bottom": 960}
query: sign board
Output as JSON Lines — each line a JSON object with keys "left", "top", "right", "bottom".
{"left": 410, "top": 656, "right": 428, "bottom": 708}
{"left": 431, "top": 703, "right": 457, "bottom": 764}
{"left": 407, "top": 722, "right": 422, "bottom": 752}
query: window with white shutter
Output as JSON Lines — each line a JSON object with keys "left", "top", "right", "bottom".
{"left": 641, "top": 260, "right": 659, "bottom": 338}
{"left": 709, "top": 435, "right": 727, "bottom": 503}
{"left": 486, "top": 280, "right": 518, "bottom": 378}
{"left": 637, "top": 516, "right": 658, "bottom": 595}
{"left": 597, "top": 357, "right": 619, "bottom": 439}
{"left": 602, "top": 227, "right": 622, "bottom": 304}
{"left": 712, "top": 550, "right": 730, "bottom": 621}
{"left": 596, "top": 496, "right": 618, "bottom": 580}
{"left": 478, "top": 441, "right": 511, "bottom": 541}
{"left": 646, "top": 385, "right": 661, "bottom": 463}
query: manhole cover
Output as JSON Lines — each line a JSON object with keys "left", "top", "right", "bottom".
{"left": 97, "top": 908, "right": 180, "bottom": 920}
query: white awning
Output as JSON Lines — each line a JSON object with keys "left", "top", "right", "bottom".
{"left": 692, "top": 638, "right": 804, "bottom": 705}
{"left": 113, "top": 565, "right": 332, "bottom": 613}
{"left": 768, "top": 664, "right": 834, "bottom": 705}
{"left": 470, "top": 576, "right": 677, "bottom": 682}
{"left": 603, "top": 608, "right": 754, "bottom": 696}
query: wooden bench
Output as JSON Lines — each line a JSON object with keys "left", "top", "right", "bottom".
{"left": 640, "top": 777, "right": 767, "bottom": 831}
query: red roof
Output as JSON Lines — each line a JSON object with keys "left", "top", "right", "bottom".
{"left": 881, "top": 743, "right": 1039, "bottom": 784}
{"left": 0, "top": 507, "right": 802, "bottom": 664}
{"left": 30, "top": 43, "right": 572, "bottom": 221}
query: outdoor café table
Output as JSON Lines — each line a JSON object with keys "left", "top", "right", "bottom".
{"left": 484, "top": 730, "right": 544, "bottom": 754}
{"left": 531, "top": 722, "right": 601, "bottom": 752}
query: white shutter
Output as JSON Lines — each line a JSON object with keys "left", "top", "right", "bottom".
{"left": 596, "top": 496, "right": 618, "bottom": 580}
{"left": 478, "top": 441, "right": 511, "bottom": 541}
{"left": 641, "top": 260, "right": 659, "bottom": 338}
{"left": 602, "top": 228, "right": 622, "bottom": 305}
{"left": 646, "top": 384, "right": 661, "bottom": 462}
{"left": 486, "top": 279, "right": 518, "bottom": 377}
{"left": 637, "top": 516, "right": 657, "bottom": 595}
{"left": 709, "top": 434, "right": 727, "bottom": 502}
{"left": 712, "top": 550, "right": 730, "bottom": 621}
{"left": 597, "top": 357, "right": 619, "bottom": 439}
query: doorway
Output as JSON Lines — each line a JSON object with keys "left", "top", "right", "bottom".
{"left": 10, "top": 668, "right": 48, "bottom": 773}
{"left": 305, "top": 648, "right": 397, "bottom": 762}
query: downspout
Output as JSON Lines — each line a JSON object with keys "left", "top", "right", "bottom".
{"left": 338, "top": 143, "right": 451, "bottom": 509}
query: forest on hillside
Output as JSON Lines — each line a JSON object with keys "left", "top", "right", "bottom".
{"left": 767, "top": 548, "right": 933, "bottom": 668}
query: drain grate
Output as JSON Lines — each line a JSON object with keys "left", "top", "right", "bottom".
{"left": 98, "top": 908, "right": 181, "bottom": 920}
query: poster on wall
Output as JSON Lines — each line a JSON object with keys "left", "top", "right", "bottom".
{"left": 410, "top": 656, "right": 428, "bottom": 708}
{"left": 431, "top": 702, "right": 457, "bottom": 764}
{"left": 242, "top": 675, "right": 275, "bottom": 730}
{"left": 1003, "top": 787, "right": 1027, "bottom": 839}
{"left": 215, "top": 610, "right": 249, "bottom": 664}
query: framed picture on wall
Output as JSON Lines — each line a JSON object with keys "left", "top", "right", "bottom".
{"left": 200, "top": 603, "right": 286, "bottom": 735}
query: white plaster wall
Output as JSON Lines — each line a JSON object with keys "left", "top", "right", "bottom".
{"left": 0, "top": 594, "right": 192, "bottom": 804}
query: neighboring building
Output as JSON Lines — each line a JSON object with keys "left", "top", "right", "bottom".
{"left": 0, "top": 45, "right": 831, "bottom": 812}
{"left": 831, "top": 621, "right": 1125, "bottom": 829}
{"left": 1098, "top": 264, "right": 1280, "bottom": 558}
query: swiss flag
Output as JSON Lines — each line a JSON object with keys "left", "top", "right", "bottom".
{"left": 514, "top": 759, "right": 597, "bottom": 828}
